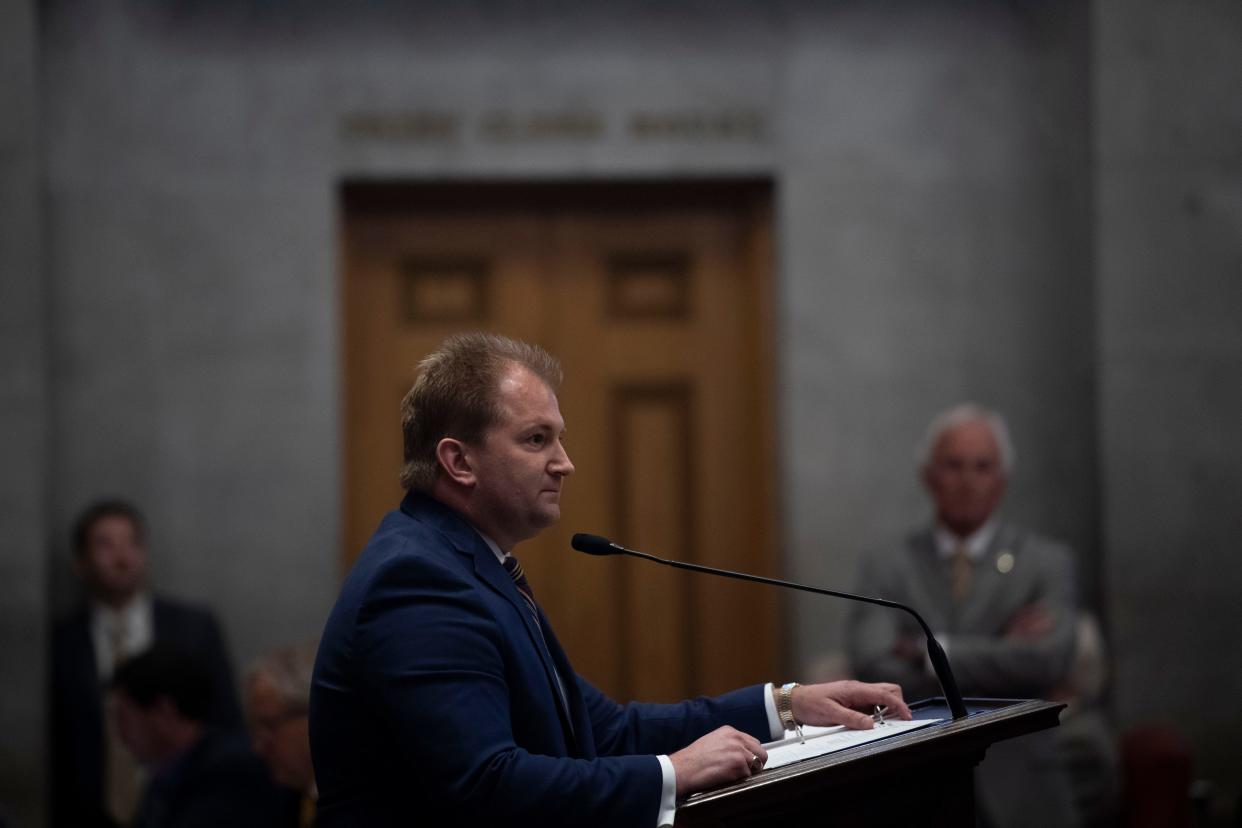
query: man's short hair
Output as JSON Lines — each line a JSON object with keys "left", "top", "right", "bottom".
{"left": 246, "top": 640, "right": 318, "bottom": 715}
{"left": 399, "top": 332, "right": 563, "bottom": 492}
{"left": 72, "top": 499, "right": 147, "bottom": 558}
{"left": 916, "top": 403, "right": 1016, "bottom": 475}
{"left": 111, "top": 644, "right": 215, "bottom": 722}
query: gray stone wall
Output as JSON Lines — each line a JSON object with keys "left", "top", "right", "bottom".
{"left": 778, "top": 2, "right": 1096, "bottom": 676}
{"left": 1096, "top": 0, "right": 1242, "bottom": 813}
{"left": 2, "top": 0, "right": 1237, "bottom": 823}
{"left": 43, "top": 2, "right": 341, "bottom": 650}
{"left": 41, "top": 0, "right": 1097, "bottom": 665}
{"left": 0, "top": 2, "right": 48, "bottom": 825}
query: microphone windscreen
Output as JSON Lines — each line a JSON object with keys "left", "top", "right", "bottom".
{"left": 571, "top": 533, "right": 618, "bottom": 556}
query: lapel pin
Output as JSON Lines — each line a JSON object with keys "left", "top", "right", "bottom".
{"left": 996, "top": 551, "right": 1015, "bottom": 574}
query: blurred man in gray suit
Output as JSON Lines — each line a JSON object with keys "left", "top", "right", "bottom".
{"left": 846, "top": 404, "right": 1081, "bottom": 828}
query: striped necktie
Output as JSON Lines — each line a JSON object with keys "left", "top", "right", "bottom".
{"left": 503, "top": 555, "right": 540, "bottom": 621}
{"left": 502, "top": 555, "right": 574, "bottom": 739}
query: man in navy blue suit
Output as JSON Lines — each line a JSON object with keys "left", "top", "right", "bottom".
{"left": 310, "top": 332, "right": 909, "bottom": 827}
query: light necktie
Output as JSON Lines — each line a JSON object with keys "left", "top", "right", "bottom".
{"left": 950, "top": 542, "right": 973, "bottom": 603}
{"left": 104, "top": 617, "right": 143, "bottom": 824}
{"left": 299, "top": 793, "right": 316, "bottom": 828}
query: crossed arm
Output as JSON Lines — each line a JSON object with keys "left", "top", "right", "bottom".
{"left": 847, "top": 540, "right": 1077, "bottom": 698}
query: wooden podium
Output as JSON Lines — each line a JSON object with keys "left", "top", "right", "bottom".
{"left": 675, "top": 698, "right": 1065, "bottom": 827}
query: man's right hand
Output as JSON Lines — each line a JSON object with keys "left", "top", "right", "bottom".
{"left": 668, "top": 726, "right": 768, "bottom": 797}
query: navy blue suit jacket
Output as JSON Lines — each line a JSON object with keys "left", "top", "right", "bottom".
{"left": 310, "top": 492, "right": 769, "bottom": 827}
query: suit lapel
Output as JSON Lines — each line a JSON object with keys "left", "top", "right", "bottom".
{"left": 538, "top": 616, "right": 591, "bottom": 757}
{"left": 401, "top": 493, "right": 580, "bottom": 752}
{"left": 151, "top": 596, "right": 169, "bottom": 638}
{"left": 64, "top": 610, "right": 106, "bottom": 775}
{"left": 468, "top": 545, "right": 580, "bottom": 753}
{"left": 66, "top": 610, "right": 100, "bottom": 688}
{"left": 961, "top": 522, "right": 1023, "bottom": 628}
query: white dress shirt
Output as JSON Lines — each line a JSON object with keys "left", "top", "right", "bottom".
{"left": 933, "top": 519, "right": 997, "bottom": 564}
{"left": 929, "top": 519, "right": 998, "bottom": 667}
{"left": 90, "top": 592, "right": 154, "bottom": 681}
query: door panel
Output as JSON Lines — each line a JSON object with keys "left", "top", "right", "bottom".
{"left": 342, "top": 187, "right": 778, "bottom": 702}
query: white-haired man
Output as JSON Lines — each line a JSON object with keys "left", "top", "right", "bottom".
{"left": 846, "top": 403, "right": 1081, "bottom": 828}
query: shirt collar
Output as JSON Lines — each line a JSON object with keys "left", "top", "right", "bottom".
{"left": 934, "top": 519, "right": 997, "bottom": 561}
{"left": 91, "top": 590, "right": 153, "bottom": 632}
{"left": 89, "top": 591, "right": 154, "bottom": 679}
{"left": 474, "top": 529, "right": 507, "bottom": 565}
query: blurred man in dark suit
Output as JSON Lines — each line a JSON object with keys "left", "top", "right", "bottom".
{"left": 111, "top": 645, "right": 282, "bottom": 828}
{"left": 50, "top": 499, "right": 242, "bottom": 828}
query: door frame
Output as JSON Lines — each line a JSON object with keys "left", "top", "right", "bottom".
{"left": 336, "top": 176, "right": 786, "bottom": 693}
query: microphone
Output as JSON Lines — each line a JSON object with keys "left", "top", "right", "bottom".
{"left": 570, "top": 532, "right": 968, "bottom": 720}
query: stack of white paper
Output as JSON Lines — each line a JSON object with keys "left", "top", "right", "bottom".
{"left": 761, "top": 719, "right": 942, "bottom": 770}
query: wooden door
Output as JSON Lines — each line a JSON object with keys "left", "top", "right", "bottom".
{"left": 341, "top": 182, "right": 779, "bottom": 701}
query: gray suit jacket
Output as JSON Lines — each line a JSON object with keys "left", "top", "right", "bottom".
{"left": 846, "top": 521, "right": 1080, "bottom": 828}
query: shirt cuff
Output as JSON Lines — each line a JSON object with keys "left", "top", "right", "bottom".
{"left": 656, "top": 754, "right": 677, "bottom": 827}
{"left": 762, "top": 681, "right": 784, "bottom": 739}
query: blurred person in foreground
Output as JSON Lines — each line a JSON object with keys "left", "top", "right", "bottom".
{"left": 246, "top": 642, "right": 319, "bottom": 828}
{"left": 310, "top": 332, "right": 911, "bottom": 827}
{"left": 51, "top": 499, "right": 243, "bottom": 828}
{"left": 845, "top": 403, "right": 1091, "bottom": 828}
{"left": 111, "top": 644, "right": 283, "bottom": 828}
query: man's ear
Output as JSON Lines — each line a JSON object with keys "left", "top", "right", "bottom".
{"left": 436, "top": 438, "right": 476, "bottom": 486}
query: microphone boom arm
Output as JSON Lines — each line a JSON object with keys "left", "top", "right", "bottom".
{"left": 599, "top": 542, "right": 969, "bottom": 720}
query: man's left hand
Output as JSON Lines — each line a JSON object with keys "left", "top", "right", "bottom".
{"left": 788, "top": 680, "right": 912, "bottom": 730}
{"left": 1004, "top": 604, "right": 1056, "bottom": 641}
